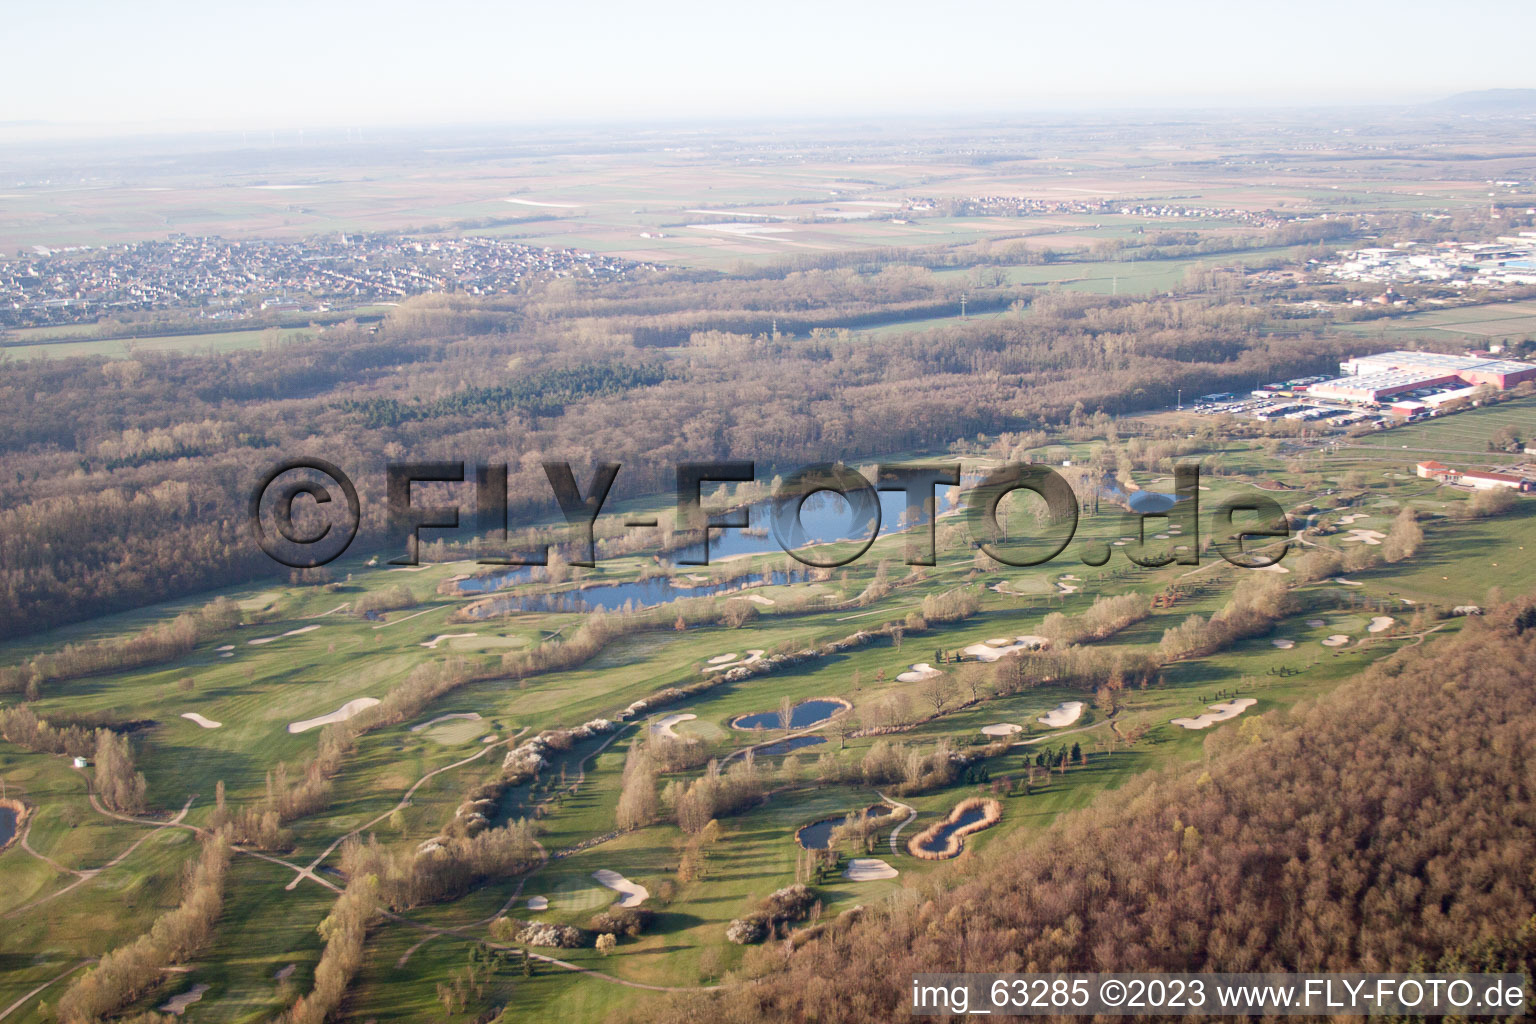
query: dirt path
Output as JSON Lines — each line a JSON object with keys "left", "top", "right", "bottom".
{"left": 878, "top": 791, "right": 917, "bottom": 856}
{"left": 5, "top": 793, "right": 195, "bottom": 919}
{"left": 286, "top": 727, "right": 530, "bottom": 891}
{"left": 0, "top": 959, "right": 93, "bottom": 1021}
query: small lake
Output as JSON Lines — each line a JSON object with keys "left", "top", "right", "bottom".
{"left": 916, "top": 804, "right": 990, "bottom": 855}
{"left": 0, "top": 806, "right": 16, "bottom": 847}
{"left": 732, "top": 699, "right": 846, "bottom": 731}
{"left": 465, "top": 569, "right": 810, "bottom": 617}
{"left": 1126, "top": 490, "right": 1178, "bottom": 514}
{"left": 796, "top": 803, "right": 891, "bottom": 849}
{"left": 755, "top": 735, "right": 827, "bottom": 757}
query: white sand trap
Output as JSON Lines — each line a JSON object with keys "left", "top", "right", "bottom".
{"left": 1037, "top": 701, "right": 1085, "bottom": 728}
{"left": 1056, "top": 581, "right": 1079, "bottom": 594}
{"left": 420, "top": 633, "right": 478, "bottom": 649}
{"left": 275, "top": 964, "right": 296, "bottom": 982}
{"left": 158, "top": 984, "right": 209, "bottom": 1015}
{"left": 181, "top": 712, "right": 222, "bottom": 729}
{"left": 708, "top": 652, "right": 739, "bottom": 664}
{"left": 1153, "top": 533, "right": 1171, "bottom": 540}
{"left": 1306, "top": 619, "right": 1326, "bottom": 628}
{"left": 896, "top": 663, "right": 941, "bottom": 683}
{"left": 738, "top": 594, "right": 775, "bottom": 606}
{"left": 288, "top": 697, "right": 380, "bottom": 734}
{"left": 1337, "top": 513, "right": 1370, "bottom": 525}
{"left": 219, "top": 652, "right": 233, "bottom": 658}
{"left": 1322, "top": 634, "right": 1351, "bottom": 647}
{"left": 651, "top": 713, "right": 696, "bottom": 739}
{"left": 981, "top": 723, "right": 1023, "bottom": 737}
{"left": 1254, "top": 563, "right": 1290, "bottom": 573}
{"left": 843, "top": 857, "right": 899, "bottom": 881}
{"left": 526, "top": 896, "right": 549, "bottom": 911}
{"left": 1172, "top": 698, "right": 1256, "bottom": 730}
{"left": 215, "top": 645, "right": 234, "bottom": 652}
{"left": 963, "top": 636, "right": 1048, "bottom": 662}
{"left": 1271, "top": 638, "right": 1295, "bottom": 649}
{"left": 1111, "top": 540, "right": 1127, "bottom": 546}
{"left": 1333, "top": 577, "right": 1363, "bottom": 586}
{"left": 705, "top": 649, "right": 765, "bottom": 673}
{"left": 1345, "top": 529, "right": 1385, "bottom": 546}
{"left": 249, "top": 624, "right": 321, "bottom": 646}
{"left": 592, "top": 869, "right": 648, "bottom": 907}
{"left": 1368, "top": 616, "right": 1395, "bottom": 633}
{"left": 409, "top": 712, "right": 482, "bottom": 733}
{"left": 504, "top": 197, "right": 581, "bottom": 207}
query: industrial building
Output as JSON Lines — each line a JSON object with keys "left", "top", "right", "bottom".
{"left": 1307, "top": 350, "right": 1536, "bottom": 405}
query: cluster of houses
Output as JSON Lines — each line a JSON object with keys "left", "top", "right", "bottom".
{"left": 0, "top": 233, "right": 660, "bottom": 329}
{"left": 902, "top": 195, "right": 1308, "bottom": 228}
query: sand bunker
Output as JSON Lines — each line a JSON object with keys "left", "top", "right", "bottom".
{"left": 1254, "top": 563, "right": 1291, "bottom": 574}
{"left": 275, "top": 964, "right": 296, "bottom": 982}
{"left": 843, "top": 857, "right": 899, "bottom": 881}
{"left": 1333, "top": 577, "right": 1363, "bottom": 586}
{"left": 215, "top": 645, "right": 234, "bottom": 652}
{"left": 288, "top": 697, "right": 380, "bottom": 734}
{"left": 737, "top": 594, "right": 776, "bottom": 606}
{"left": 962, "top": 636, "right": 1047, "bottom": 662}
{"left": 1337, "top": 513, "right": 1370, "bottom": 525}
{"left": 1055, "top": 580, "right": 1079, "bottom": 594}
{"left": 651, "top": 713, "right": 696, "bottom": 739}
{"left": 420, "top": 633, "right": 477, "bottom": 649}
{"left": 1322, "top": 635, "right": 1351, "bottom": 647}
{"left": 1037, "top": 701, "right": 1085, "bottom": 728}
{"left": 1271, "top": 638, "right": 1295, "bottom": 649}
{"left": 981, "top": 723, "right": 1023, "bottom": 737}
{"left": 249, "top": 624, "right": 321, "bottom": 646}
{"left": 1172, "top": 698, "right": 1257, "bottom": 730}
{"left": 896, "top": 663, "right": 941, "bottom": 683}
{"left": 1344, "top": 529, "right": 1386, "bottom": 546}
{"left": 504, "top": 197, "right": 581, "bottom": 207}
{"left": 181, "top": 712, "right": 222, "bottom": 729}
{"left": 158, "top": 984, "right": 209, "bottom": 1015}
{"left": 526, "top": 896, "right": 549, "bottom": 911}
{"left": 409, "top": 712, "right": 482, "bottom": 734}
{"left": 1368, "top": 616, "right": 1394, "bottom": 633}
{"left": 705, "top": 649, "right": 765, "bottom": 673}
{"left": 592, "top": 869, "right": 648, "bottom": 907}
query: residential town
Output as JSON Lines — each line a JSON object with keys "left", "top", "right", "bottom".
{"left": 0, "top": 234, "right": 661, "bottom": 329}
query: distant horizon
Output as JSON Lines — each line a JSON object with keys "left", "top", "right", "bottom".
{"left": 6, "top": 0, "right": 1535, "bottom": 141}
{"left": 1, "top": 87, "right": 1533, "bottom": 148}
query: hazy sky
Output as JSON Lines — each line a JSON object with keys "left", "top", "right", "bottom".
{"left": 6, "top": 0, "right": 1532, "bottom": 132}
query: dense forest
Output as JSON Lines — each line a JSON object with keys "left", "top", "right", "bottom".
{"left": 650, "top": 601, "right": 1536, "bottom": 1023}
{"left": 0, "top": 261, "right": 1352, "bottom": 639}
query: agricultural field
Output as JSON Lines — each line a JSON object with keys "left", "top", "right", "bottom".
{"left": 1335, "top": 299, "right": 1536, "bottom": 346}
{"left": 1, "top": 400, "right": 1527, "bottom": 1022}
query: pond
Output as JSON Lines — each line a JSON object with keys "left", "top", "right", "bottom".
{"left": 0, "top": 805, "right": 18, "bottom": 848}
{"left": 465, "top": 569, "right": 811, "bottom": 616}
{"left": 732, "top": 699, "right": 847, "bottom": 731}
{"left": 915, "top": 803, "right": 990, "bottom": 856}
{"left": 754, "top": 735, "right": 827, "bottom": 757}
{"left": 1126, "top": 490, "right": 1178, "bottom": 514}
{"left": 795, "top": 803, "right": 892, "bottom": 849}
{"left": 674, "top": 482, "right": 964, "bottom": 564}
